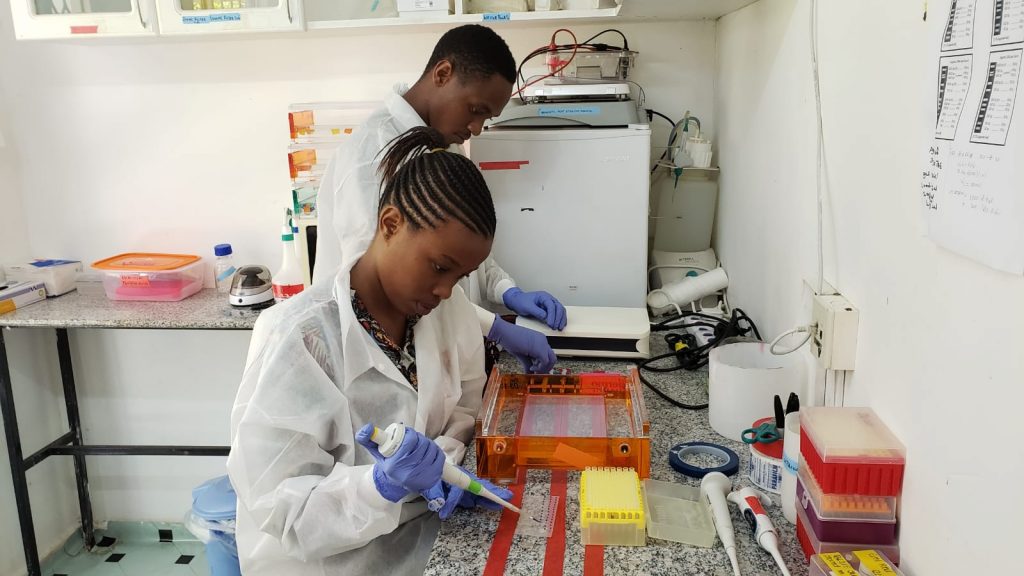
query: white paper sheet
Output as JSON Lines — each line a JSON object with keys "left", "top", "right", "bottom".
{"left": 922, "top": 0, "right": 1024, "bottom": 274}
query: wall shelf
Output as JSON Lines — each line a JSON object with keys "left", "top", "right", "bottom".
{"left": 9, "top": 0, "right": 762, "bottom": 40}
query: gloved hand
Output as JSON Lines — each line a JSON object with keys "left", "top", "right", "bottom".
{"left": 487, "top": 317, "right": 557, "bottom": 374}
{"left": 421, "top": 467, "right": 515, "bottom": 520}
{"left": 355, "top": 424, "right": 445, "bottom": 502}
{"left": 502, "top": 287, "right": 568, "bottom": 331}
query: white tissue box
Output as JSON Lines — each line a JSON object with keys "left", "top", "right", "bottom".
{"left": 4, "top": 260, "right": 83, "bottom": 297}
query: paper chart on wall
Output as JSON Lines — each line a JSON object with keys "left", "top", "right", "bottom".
{"left": 921, "top": 0, "right": 1024, "bottom": 274}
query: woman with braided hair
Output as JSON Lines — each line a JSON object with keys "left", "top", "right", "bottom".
{"left": 228, "top": 126, "right": 513, "bottom": 576}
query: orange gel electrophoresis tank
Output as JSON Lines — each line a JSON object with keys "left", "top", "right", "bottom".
{"left": 475, "top": 368, "right": 650, "bottom": 482}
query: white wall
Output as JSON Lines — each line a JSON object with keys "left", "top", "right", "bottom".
{"left": 0, "top": 53, "right": 27, "bottom": 264}
{"left": 717, "top": 1, "right": 1024, "bottom": 574}
{"left": 0, "top": 12, "right": 717, "bottom": 575}
{"left": 1, "top": 38, "right": 81, "bottom": 576}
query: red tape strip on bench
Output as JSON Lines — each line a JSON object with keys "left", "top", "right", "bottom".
{"left": 483, "top": 466, "right": 527, "bottom": 576}
{"left": 584, "top": 544, "right": 605, "bottom": 576}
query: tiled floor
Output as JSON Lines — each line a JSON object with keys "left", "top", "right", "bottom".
{"left": 42, "top": 522, "right": 214, "bottom": 576}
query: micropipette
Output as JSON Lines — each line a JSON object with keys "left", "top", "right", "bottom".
{"left": 701, "top": 472, "right": 742, "bottom": 576}
{"left": 369, "top": 423, "right": 540, "bottom": 523}
{"left": 727, "top": 486, "right": 791, "bottom": 576}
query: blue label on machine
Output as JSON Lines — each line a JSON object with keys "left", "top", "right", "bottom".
{"left": 482, "top": 12, "right": 511, "bottom": 21}
{"left": 182, "top": 13, "right": 242, "bottom": 25}
{"left": 538, "top": 106, "right": 601, "bottom": 116}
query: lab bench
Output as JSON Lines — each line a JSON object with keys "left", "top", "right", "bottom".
{"left": 1, "top": 290, "right": 808, "bottom": 575}
{"left": 0, "top": 289, "right": 258, "bottom": 576}
{"left": 424, "top": 350, "right": 809, "bottom": 576}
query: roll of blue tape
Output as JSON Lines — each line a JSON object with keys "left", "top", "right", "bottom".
{"left": 668, "top": 442, "right": 741, "bottom": 478}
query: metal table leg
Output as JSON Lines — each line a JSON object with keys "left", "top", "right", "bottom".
{"left": 56, "top": 328, "right": 95, "bottom": 550}
{"left": 0, "top": 329, "right": 42, "bottom": 576}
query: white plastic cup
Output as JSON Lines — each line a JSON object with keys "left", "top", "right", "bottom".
{"left": 708, "top": 343, "right": 803, "bottom": 442}
{"left": 781, "top": 411, "right": 801, "bottom": 524}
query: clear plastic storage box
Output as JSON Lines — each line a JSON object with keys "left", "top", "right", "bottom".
{"left": 92, "top": 253, "right": 204, "bottom": 302}
{"left": 642, "top": 479, "right": 715, "bottom": 547}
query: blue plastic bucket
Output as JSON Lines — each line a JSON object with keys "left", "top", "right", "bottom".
{"left": 191, "top": 476, "right": 241, "bottom": 576}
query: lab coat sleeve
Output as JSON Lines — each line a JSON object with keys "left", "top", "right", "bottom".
{"left": 474, "top": 303, "right": 496, "bottom": 337}
{"left": 434, "top": 289, "right": 488, "bottom": 465}
{"left": 478, "top": 256, "right": 516, "bottom": 307}
{"left": 228, "top": 325, "right": 403, "bottom": 562}
{"left": 433, "top": 366, "right": 487, "bottom": 465}
{"left": 468, "top": 256, "right": 516, "bottom": 336}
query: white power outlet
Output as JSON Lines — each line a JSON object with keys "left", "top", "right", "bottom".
{"left": 811, "top": 293, "right": 859, "bottom": 370}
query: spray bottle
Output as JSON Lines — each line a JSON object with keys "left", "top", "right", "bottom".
{"left": 728, "top": 486, "right": 791, "bottom": 576}
{"left": 272, "top": 216, "right": 304, "bottom": 303}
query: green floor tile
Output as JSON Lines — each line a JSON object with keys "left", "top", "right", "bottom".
{"left": 150, "top": 565, "right": 198, "bottom": 576}
{"left": 44, "top": 548, "right": 127, "bottom": 576}
{"left": 101, "top": 522, "right": 160, "bottom": 545}
{"left": 189, "top": 558, "right": 212, "bottom": 576}
{"left": 42, "top": 523, "right": 211, "bottom": 576}
{"left": 170, "top": 522, "right": 202, "bottom": 543}
{"left": 151, "top": 520, "right": 199, "bottom": 541}
{"left": 172, "top": 541, "right": 206, "bottom": 558}
{"left": 110, "top": 542, "right": 182, "bottom": 576}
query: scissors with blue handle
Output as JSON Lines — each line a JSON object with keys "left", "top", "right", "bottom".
{"left": 741, "top": 422, "right": 781, "bottom": 444}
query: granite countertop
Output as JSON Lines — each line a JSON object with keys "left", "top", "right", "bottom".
{"left": 0, "top": 288, "right": 260, "bottom": 330}
{"left": 425, "top": 341, "right": 807, "bottom": 576}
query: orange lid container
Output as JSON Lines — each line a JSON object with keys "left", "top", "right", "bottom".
{"left": 92, "top": 253, "right": 201, "bottom": 271}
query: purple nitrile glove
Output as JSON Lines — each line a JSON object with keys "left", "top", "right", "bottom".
{"left": 423, "top": 466, "right": 514, "bottom": 520}
{"left": 487, "top": 317, "right": 557, "bottom": 374}
{"left": 355, "top": 424, "right": 445, "bottom": 500}
{"left": 502, "top": 287, "right": 568, "bottom": 331}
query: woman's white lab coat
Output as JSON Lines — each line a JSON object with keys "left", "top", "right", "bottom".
{"left": 227, "top": 256, "right": 486, "bottom": 575}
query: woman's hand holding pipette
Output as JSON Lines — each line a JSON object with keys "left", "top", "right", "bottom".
{"left": 421, "top": 466, "right": 514, "bottom": 520}
{"left": 356, "top": 424, "right": 445, "bottom": 502}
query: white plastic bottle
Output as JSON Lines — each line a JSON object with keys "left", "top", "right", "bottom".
{"left": 272, "top": 230, "right": 304, "bottom": 302}
{"left": 213, "top": 244, "right": 236, "bottom": 294}
{"left": 291, "top": 218, "right": 303, "bottom": 260}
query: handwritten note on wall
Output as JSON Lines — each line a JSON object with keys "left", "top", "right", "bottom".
{"left": 922, "top": 0, "right": 1024, "bottom": 274}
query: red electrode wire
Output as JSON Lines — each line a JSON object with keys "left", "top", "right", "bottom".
{"left": 513, "top": 28, "right": 579, "bottom": 98}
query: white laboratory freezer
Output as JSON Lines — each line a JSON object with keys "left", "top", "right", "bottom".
{"left": 470, "top": 126, "right": 651, "bottom": 308}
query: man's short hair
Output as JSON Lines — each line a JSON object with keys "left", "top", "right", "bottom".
{"left": 422, "top": 24, "right": 516, "bottom": 84}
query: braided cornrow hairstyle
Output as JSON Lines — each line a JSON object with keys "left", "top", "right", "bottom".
{"left": 377, "top": 126, "right": 496, "bottom": 238}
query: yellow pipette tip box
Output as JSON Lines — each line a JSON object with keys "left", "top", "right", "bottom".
{"left": 579, "top": 467, "right": 646, "bottom": 546}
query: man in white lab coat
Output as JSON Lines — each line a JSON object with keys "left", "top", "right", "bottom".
{"left": 314, "top": 24, "right": 566, "bottom": 373}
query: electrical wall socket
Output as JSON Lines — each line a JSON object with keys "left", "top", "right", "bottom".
{"left": 811, "top": 293, "right": 859, "bottom": 370}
